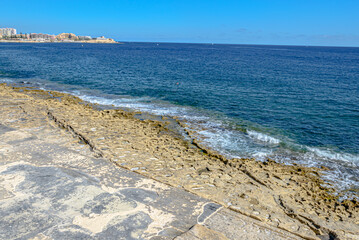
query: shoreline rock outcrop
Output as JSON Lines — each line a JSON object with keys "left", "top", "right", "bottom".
{"left": 0, "top": 83, "right": 358, "bottom": 239}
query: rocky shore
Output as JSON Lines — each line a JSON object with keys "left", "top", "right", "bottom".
{"left": 0, "top": 83, "right": 358, "bottom": 239}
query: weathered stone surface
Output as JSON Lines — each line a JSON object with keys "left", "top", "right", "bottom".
{"left": 175, "top": 224, "right": 229, "bottom": 240}
{"left": 0, "top": 83, "right": 358, "bottom": 239}
{"left": 0, "top": 122, "right": 220, "bottom": 239}
{"left": 202, "top": 208, "right": 303, "bottom": 240}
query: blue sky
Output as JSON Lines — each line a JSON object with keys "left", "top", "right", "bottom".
{"left": 1, "top": 0, "right": 358, "bottom": 46}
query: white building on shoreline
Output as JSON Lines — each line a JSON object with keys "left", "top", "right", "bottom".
{"left": 0, "top": 28, "right": 17, "bottom": 37}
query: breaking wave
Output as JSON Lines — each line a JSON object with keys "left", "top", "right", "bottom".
{"left": 247, "top": 130, "right": 281, "bottom": 144}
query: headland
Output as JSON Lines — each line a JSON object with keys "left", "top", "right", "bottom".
{"left": 0, "top": 27, "right": 117, "bottom": 43}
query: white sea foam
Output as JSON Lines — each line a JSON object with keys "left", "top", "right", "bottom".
{"left": 0, "top": 78, "right": 14, "bottom": 83}
{"left": 247, "top": 130, "right": 281, "bottom": 144}
{"left": 253, "top": 151, "right": 271, "bottom": 158}
{"left": 77, "top": 94, "right": 146, "bottom": 106}
{"left": 306, "top": 147, "right": 359, "bottom": 164}
{"left": 74, "top": 93, "right": 215, "bottom": 121}
{"left": 76, "top": 94, "right": 164, "bottom": 113}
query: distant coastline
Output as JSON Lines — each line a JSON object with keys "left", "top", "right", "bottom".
{"left": 0, "top": 39, "right": 119, "bottom": 44}
{"left": 0, "top": 28, "right": 118, "bottom": 44}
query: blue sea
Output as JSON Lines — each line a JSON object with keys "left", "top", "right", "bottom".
{"left": 0, "top": 42, "right": 358, "bottom": 196}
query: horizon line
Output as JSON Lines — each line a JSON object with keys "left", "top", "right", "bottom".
{"left": 115, "top": 40, "right": 359, "bottom": 48}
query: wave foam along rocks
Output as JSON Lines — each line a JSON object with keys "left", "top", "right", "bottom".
{"left": 247, "top": 130, "right": 281, "bottom": 144}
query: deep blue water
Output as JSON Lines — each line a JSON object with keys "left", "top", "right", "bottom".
{"left": 0, "top": 42, "right": 358, "bottom": 195}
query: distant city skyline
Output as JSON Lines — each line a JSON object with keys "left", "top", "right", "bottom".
{"left": 1, "top": 0, "right": 358, "bottom": 47}
{"left": 0, "top": 28, "right": 116, "bottom": 43}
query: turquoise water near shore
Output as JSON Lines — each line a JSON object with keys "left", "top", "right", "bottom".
{"left": 0, "top": 42, "right": 358, "bottom": 195}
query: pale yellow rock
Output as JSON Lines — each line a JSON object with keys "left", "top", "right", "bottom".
{"left": 175, "top": 224, "right": 228, "bottom": 240}
{"left": 0, "top": 83, "right": 358, "bottom": 239}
